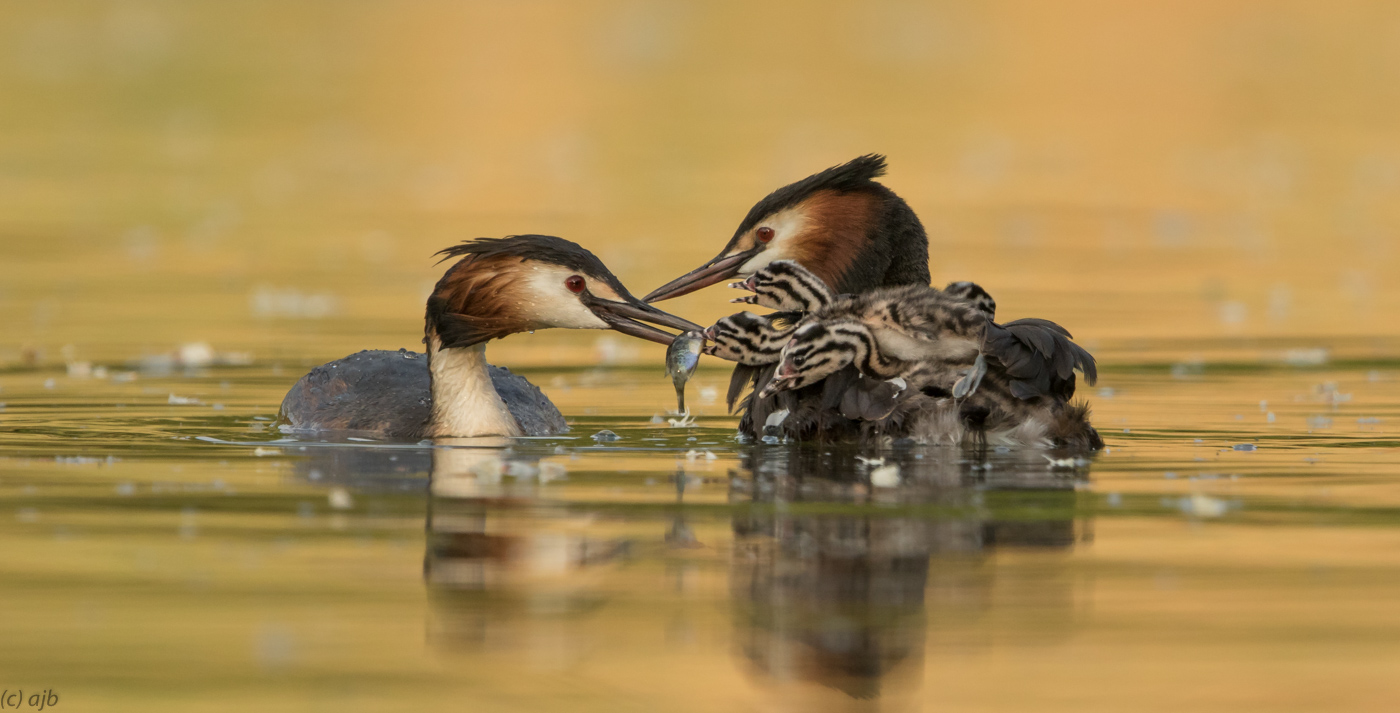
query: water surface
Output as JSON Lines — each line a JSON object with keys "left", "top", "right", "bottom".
{"left": 2, "top": 353, "right": 1399, "bottom": 711}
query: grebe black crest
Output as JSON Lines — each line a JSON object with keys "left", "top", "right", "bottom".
{"left": 278, "top": 235, "right": 700, "bottom": 439}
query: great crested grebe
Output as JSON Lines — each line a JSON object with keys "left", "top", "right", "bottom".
{"left": 644, "top": 155, "right": 932, "bottom": 437}
{"left": 278, "top": 235, "right": 701, "bottom": 439}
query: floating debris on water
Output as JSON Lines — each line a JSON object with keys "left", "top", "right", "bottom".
{"left": 1274, "top": 347, "right": 1329, "bottom": 366}
{"left": 327, "top": 488, "right": 353, "bottom": 510}
{"left": 168, "top": 394, "right": 202, "bottom": 405}
{"left": 591, "top": 430, "right": 621, "bottom": 443}
{"left": 1179, "top": 493, "right": 1228, "bottom": 518}
{"left": 1233, "top": 444, "right": 1257, "bottom": 451}
{"left": 504, "top": 461, "right": 538, "bottom": 479}
{"left": 253, "top": 447, "right": 282, "bottom": 457}
{"left": 539, "top": 461, "right": 567, "bottom": 482}
{"left": 1171, "top": 360, "right": 1205, "bottom": 379}
{"left": 869, "top": 464, "right": 901, "bottom": 488}
{"left": 855, "top": 456, "right": 886, "bottom": 468}
{"left": 1044, "top": 455, "right": 1089, "bottom": 469}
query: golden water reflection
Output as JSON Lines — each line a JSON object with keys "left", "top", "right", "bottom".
{"left": 421, "top": 441, "right": 1091, "bottom": 710}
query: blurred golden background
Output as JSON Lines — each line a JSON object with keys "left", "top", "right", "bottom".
{"left": 4, "top": 1, "right": 1398, "bottom": 369}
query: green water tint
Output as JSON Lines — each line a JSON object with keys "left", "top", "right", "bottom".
{"left": 1, "top": 357, "right": 1398, "bottom": 711}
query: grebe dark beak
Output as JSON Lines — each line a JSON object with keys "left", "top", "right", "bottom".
{"left": 584, "top": 296, "right": 705, "bottom": 346}
{"left": 643, "top": 248, "right": 761, "bottom": 303}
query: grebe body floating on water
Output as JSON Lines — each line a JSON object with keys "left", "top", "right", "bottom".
{"left": 278, "top": 235, "right": 701, "bottom": 440}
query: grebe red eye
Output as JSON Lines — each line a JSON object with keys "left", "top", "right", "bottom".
{"left": 756, "top": 226, "right": 775, "bottom": 243}
{"left": 565, "top": 275, "right": 586, "bottom": 293}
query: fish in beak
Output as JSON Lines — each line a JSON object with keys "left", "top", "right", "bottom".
{"left": 642, "top": 248, "right": 761, "bottom": 303}
{"left": 583, "top": 294, "right": 705, "bottom": 346}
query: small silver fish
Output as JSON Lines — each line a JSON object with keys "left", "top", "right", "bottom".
{"left": 665, "top": 331, "right": 705, "bottom": 414}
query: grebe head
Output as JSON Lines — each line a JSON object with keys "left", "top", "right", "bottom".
{"left": 426, "top": 235, "right": 701, "bottom": 349}
{"left": 702, "top": 310, "right": 800, "bottom": 365}
{"left": 644, "top": 154, "right": 930, "bottom": 303}
{"left": 944, "top": 281, "right": 997, "bottom": 320}
{"left": 760, "top": 321, "right": 863, "bottom": 397}
{"left": 728, "top": 260, "right": 835, "bottom": 312}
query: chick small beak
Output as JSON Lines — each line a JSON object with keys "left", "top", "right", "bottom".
{"left": 643, "top": 249, "right": 760, "bottom": 303}
{"left": 758, "top": 376, "right": 788, "bottom": 399}
{"left": 586, "top": 297, "right": 704, "bottom": 346}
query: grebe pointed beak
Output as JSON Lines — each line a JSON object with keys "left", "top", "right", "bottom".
{"left": 643, "top": 248, "right": 761, "bottom": 303}
{"left": 584, "top": 296, "right": 704, "bottom": 346}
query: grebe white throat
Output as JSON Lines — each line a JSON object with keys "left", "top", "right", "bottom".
{"left": 427, "top": 335, "right": 522, "bottom": 438}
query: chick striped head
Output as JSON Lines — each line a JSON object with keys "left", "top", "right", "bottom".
{"left": 703, "top": 311, "right": 802, "bottom": 365}
{"left": 760, "top": 320, "right": 871, "bottom": 397}
{"left": 944, "top": 281, "right": 996, "bottom": 320}
{"left": 729, "top": 260, "right": 835, "bottom": 312}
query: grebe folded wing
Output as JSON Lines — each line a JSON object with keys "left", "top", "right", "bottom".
{"left": 276, "top": 349, "right": 568, "bottom": 438}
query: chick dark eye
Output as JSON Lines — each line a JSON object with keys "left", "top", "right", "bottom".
{"left": 565, "top": 275, "right": 586, "bottom": 293}
{"left": 756, "top": 226, "right": 775, "bottom": 243}
{"left": 792, "top": 354, "right": 807, "bottom": 367}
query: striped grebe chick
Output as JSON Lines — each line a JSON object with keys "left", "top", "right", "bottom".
{"left": 757, "top": 256, "right": 1096, "bottom": 402}
{"left": 761, "top": 318, "right": 1101, "bottom": 450}
{"left": 278, "top": 235, "right": 701, "bottom": 440}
